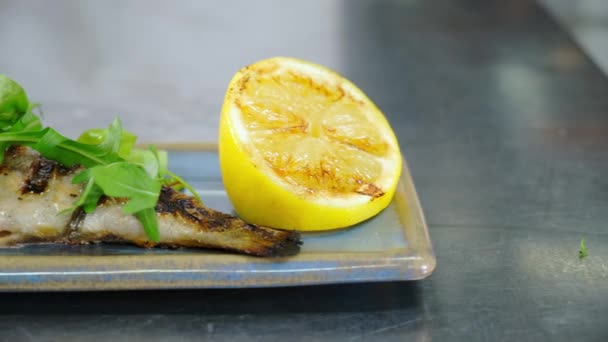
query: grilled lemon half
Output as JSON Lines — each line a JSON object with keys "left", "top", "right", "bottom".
{"left": 219, "top": 57, "right": 402, "bottom": 231}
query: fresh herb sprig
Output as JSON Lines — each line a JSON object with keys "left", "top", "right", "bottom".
{"left": 0, "top": 74, "right": 200, "bottom": 242}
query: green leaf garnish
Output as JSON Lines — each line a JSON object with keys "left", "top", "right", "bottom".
{"left": 33, "top": 127, "right": 123, "bottom": 167}
{"left": 78, "top": 125, "right": 200, "bottom": 203}
{"left": 167, "top": 170, "right": 202, "bottom": 204}
{"left": 0, "top": 74, "right": 30, "bottom": 130}
{"left": 134, "top": 208, "right": 160, "bottom": 243}
{"left": 579, "top": 238, "right": 588, "bottom": 259}
{"left": 0, "top": 73, "right": 201, "bottom": 243}
{"left": 77, "top": 120, "right": 137, "bottom": 160}
{"left": 73, "top": 174, "right": 104, "bottom": 213}
{"left": 78, "top": 162, "right": 161, "bottom": 214}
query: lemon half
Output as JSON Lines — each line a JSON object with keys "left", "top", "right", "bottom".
{"left": 219, "top": 57, "right": 402, "bottom": 231}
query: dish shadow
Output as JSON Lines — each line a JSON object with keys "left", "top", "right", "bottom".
{"left": 0, "top": 281, "right": 425, "bottom": 316}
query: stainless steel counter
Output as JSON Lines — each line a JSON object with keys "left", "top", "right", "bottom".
{"left": 1, "top": 0, "right": 607, "bottom": 340}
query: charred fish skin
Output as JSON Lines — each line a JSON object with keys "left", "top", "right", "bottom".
{"left": 0, "top": 145, "right": 302, "bottom": 257}
{"left": 154, "top": 187, "right": 302, "bottom": 256}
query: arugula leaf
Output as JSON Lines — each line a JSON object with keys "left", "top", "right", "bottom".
{"left": 78, "top": 120, "right": 137, "bottom": 160}
{"left": 141, "top": 149, "right": 160, "bottom": 179}
{"left": 148, "top": 145, "right": 168, "bottom": 176}
{"left": 31, "top": 127, "right": 122, "bottom": 167}
{"left": 70, "top": 170, "right": 105, "bottom": 213}
{"left": 97, "top": 118, "right": 123, "bottom": 156}
{"left": 135, "top": 208, "right": 160, "bottom": 242}
{"left": 167, "top": 170, "right": 203, "bottom": 204}
{"left": 0, "top": 130, "right": 47, "bottom": 153}
{"left": 0, "top": 76, "right": 43, "bottom": 164}
{"left": 85, "top": 162, "right": 162, "bottom": 214}
{"left": 71, "top": 163, "right": 162, "bottom": 241}
{"left": 76, "top": 120, "right": 203, "bottom": 206}
{"left": 128, "top": 147, "right": 160, "bottom": 179}
{"left": 9, "top": 109, "right": 42, "bottom": 133}
{"left": 0, "top": 74, "right": 30, "bottom": 130}
{"left": 0, "top": 128, "right": 44, "bottom": 140}
{"left": 78, "top": 124, "right": 171, "bottom": 182}
{"left": 579, "top": 239, "right": 588, "bottom": 259}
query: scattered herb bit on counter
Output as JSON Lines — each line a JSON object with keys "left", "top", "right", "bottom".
{"left": 579, "top": 238, "right": 588, "bottom": 259}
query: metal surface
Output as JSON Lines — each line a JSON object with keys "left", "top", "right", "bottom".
{"left": 0, "top": 0, "right": 607, "bottom": 340}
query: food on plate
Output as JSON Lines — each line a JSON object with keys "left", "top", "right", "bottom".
{"left": 0, "top": 146, "right": 300, "bottom": 256}
{"left": 219, "top": 57, "right": 402, "bottom": 231}
{"left": 0, "top": 74, "right": 300, "bottom": 257}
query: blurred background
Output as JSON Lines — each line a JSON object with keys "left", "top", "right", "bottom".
{"left": 542, "top": 0, "right": 608, "bottom": 73}
{"left": 0, "top": 0, "right": 606, "bottom": 143}
{"left": 0, "top": 0, "right": 350, "bottom": 142}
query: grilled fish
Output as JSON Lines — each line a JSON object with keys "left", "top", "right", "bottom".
{"left": 0, "top": 145, "right": 301, "bottom": 256}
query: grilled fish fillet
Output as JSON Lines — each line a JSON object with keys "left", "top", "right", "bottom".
{"left": 0, "top": 146, "right": 301, "bottom": 256}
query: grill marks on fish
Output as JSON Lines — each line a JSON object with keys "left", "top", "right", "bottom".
{"left": 16, "top": 146, "right": 80, "bottom": 195}
{"left": 2, "top": 145, "right": 79, "bottom": 196}
{"left": 66, "top": 207, "right": 87, "bottom": 241}
{"left": 0, "top": 145, "right": 302, "bottom": 257}
{"left": 21, "top": 158, "right": 55, "bottom": 194}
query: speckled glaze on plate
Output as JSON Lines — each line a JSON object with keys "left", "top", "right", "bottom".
{"left": 0, "top": 144, "right": 435, "bottom": 291}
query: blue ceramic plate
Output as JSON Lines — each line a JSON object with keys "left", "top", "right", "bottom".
{"left": 0, "top": 145, "right": 435, "bottom": 290}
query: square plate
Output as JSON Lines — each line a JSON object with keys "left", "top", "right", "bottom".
{"left": 0, "top": 144, "right": 435, "bottom": 291}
